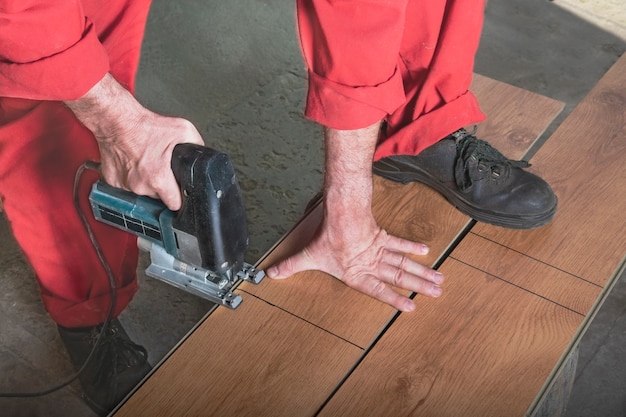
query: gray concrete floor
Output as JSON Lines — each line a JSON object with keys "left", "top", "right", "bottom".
{"left": 0, "top": 1, "right": 624, "bottom": 416}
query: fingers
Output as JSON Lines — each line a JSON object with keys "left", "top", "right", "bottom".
{"left": 157, "top": 119, "right": 205, "bottom": 210}
{"left": 346, "top": 252, "right": 443, "bottom": 312}
{"left": 377, "top": 260, "right": 443, "bottom": 298}
{"left": 106, "top": 116, "right": 202, "bottom": 211}
{"left": 384, "top": 233, "right": 430, "bottom": 257}
{"left": 381, "top": 250, "right": 444, "bottom": 286}
{"left": 176, "top": 118, "right": 205, "bottom": 146}
{"left": 348, "top": 274, "right": 418, "bottom": 312}
{"left": 119, "top": 161, "right": 182, "bottom": 210}
{"left": 157, "top": 119, "right": 203, "bottom": 210}
{"left": 377, "top": 236, "right": 444, "bottom": 298}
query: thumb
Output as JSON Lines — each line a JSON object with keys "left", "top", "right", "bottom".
{"left": 266, "top": 249, "right": 314, "bottom": 280}
{"left": 159, "top": 178, "right": 183, "bottom": 211}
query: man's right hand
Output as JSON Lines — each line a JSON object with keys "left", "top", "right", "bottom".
{"left": 65, "top": 73, "right": 204, "bottom": 210}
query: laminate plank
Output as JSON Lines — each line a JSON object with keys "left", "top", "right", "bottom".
{"left": 114, "top": 295, "right": 362, "bottom": 417}
{"left": 472, "top": 54, "right": 626, "bottom": 285}
{"left": 318, "top": 258, "right": 581, "bottom": 417}
{"left": 241, "top": 74, "right": 564, "bottom": 348}
{"left": 452, "top": 233, "right": 601, "bottom": 315}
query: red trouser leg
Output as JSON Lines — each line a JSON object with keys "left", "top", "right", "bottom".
{"left": 297, "top": 0, "right": 487, "bottom": 160}
{"left": 0, "top": 0, "right": 152, "bottom": 328}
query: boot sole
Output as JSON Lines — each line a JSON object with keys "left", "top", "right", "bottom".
{"left": 373, "top": 159, "right": 557, "bottom": 230}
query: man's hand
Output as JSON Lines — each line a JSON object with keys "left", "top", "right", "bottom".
{"left": 65, "top": 73, "right": 204, "bottom": 210}
{"left": 267, "top": 122, "right": 444, "bottom": 312}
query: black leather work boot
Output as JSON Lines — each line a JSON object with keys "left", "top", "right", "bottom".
{"left": 372, "top": 128, "right": 557, "bottom": 229}
{"left": 58, "top": 319, "right": 152, "bottom": 416}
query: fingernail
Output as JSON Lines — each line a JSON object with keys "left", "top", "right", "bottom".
{"left": 432, "top": 285, "right": 443, "bottom": 297}
{"left": 403, "top": 300, "right": 416, "bottom": 312}
{"left": 434, "top": 272, "right": 444, "bottom": 285}
{"left": 267, "top": 266, "right": 278, "bottom": 278}
{"left": 421, "top": 244, "right": 430, "bottom": 254}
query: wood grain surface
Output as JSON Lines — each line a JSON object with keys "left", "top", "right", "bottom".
{"left": 114, "top": 295, "right": 362, "bottom": 417}
{"left": 318, "top": 258, "right": 582, "bottom": 417}
{"left": 114, "top": 74, "right": 565, "bottom": 417}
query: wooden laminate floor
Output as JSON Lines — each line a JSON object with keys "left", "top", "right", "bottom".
{"left": 114, "top": 55, "right": 625, "bottom": 417}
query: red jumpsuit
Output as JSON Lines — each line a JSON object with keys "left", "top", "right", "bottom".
{"left": 0, "top": 0, "right": 485, "bottom": 328}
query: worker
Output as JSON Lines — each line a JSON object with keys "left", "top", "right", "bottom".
{"left": 0, "top": 0, "right": 556, "bottom": 415}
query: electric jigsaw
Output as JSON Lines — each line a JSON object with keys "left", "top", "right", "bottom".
{"left": 88, "top": 143, "right": 264, "bottom": 309}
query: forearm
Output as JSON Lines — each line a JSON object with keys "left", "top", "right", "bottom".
{"left": 323, "top": 121, "right": 382, "bottom": 232}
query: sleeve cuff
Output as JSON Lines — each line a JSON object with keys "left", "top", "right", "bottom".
{"left": 0, "top": 20, "right": 110, "bottom": 101}
{"left": 303, "top": 68, "right": 406, "bottom": 130}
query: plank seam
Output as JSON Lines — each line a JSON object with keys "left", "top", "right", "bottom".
{"left": 449, "top": 256, "right": 586, "bottom": 317}
{"left": 469, "top": 232, "right": 603, "bottom": 288}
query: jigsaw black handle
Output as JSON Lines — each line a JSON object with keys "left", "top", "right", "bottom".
{"left": 170, "top": 143, "right": 249, "bottom": 278}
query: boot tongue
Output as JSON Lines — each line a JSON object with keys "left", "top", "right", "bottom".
{"left": 452, "top": 129, "right": 530, "bottom": 192}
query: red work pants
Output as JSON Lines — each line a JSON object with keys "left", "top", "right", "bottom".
{"left": 0, "top": 0, "right": 151, "bottom": 328}
{"left": 297, "top": 0, "right": 487, "bottom": 159}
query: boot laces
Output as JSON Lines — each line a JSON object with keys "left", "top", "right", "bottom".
{"left": 452, "top": 128, "right": 529, "bottom": 192}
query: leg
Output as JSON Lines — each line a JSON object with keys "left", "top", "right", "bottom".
{"left": 297, "top": 0, "right": 486, "bottom": 158}
{"left": 375, "top": 0, "right": 487, "bottom": 159}
{"left": 296, "top": 0, "right": 409, "bottom": 130}
{"left": 297, "top": 0, "right": 556, "bottom": 230}
{"left": 0, "top": 98, "right": 139, "bottom": 328}
{"left": 0, "top": 0, "right": 152, "bottom": 329}
{"left": 0, "top": 0, "right": 153, "bottom": 413}
{"left": 372, "top": 0, "right": 557, "bottom": 228}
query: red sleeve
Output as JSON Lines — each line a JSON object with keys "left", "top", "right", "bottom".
{"left": 296, "top": 0, "right": 408, "bottom": 130}
{"left": 0, "top": 0, "right": 110, "bottom": 100}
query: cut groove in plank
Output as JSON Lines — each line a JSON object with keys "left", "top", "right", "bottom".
{"left": 317, "top": 258, "right": 582, "bottom": 417}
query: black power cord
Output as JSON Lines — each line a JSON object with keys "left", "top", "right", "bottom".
{"left": 0, "top": 161, "right": 117, "bottom": 398}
